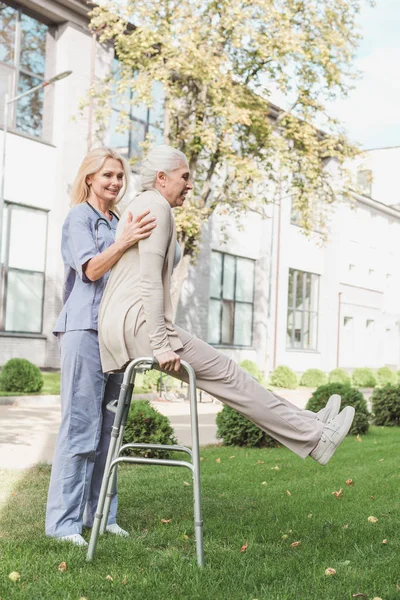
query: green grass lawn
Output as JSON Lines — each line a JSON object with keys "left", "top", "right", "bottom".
{"left": 0, "top": 371, "right": 60, "bottom": 397}
{"left": 0, "top": 427, "right": 399, "bottom": 599}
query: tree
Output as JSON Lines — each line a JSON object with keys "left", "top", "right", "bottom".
{"left": 89, "top": 0, "right": 369, "bottom": 283}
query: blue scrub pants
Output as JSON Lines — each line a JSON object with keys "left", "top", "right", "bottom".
{"left": 46, "top": 330, "right": 122, "bottom": 537}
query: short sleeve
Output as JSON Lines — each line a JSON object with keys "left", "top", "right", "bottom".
{"left": 67, "top": 211, "right": 97, "bottom": 282}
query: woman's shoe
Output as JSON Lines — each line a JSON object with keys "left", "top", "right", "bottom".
{"left": 310, "top": 406, "right": 355, "bottom": 466}
{"left": 106, "top": 523, "right": 129, "bottom": 537}
{"left": 59, "top": 534, "right": 88, "bottom": 547}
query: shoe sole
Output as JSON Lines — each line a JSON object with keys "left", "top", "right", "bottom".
{"left": 318, "top": 406, "right": 355, "bottom": 466}
{"left": 320, "top": 394, "right": 342, "bottom": 424}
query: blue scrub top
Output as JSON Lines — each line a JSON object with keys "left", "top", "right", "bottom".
{"left": 53, "top": 202, "right": 119, "bottom": 334}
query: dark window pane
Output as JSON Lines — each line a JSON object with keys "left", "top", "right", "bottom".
{"left": 16, "top": 73, "right": 44, "bottom": 137}
{"left": 287, "top": 309, "right": 294, "bottom": 347}
{"left": 233, "top": 303, "right": 252, "bottom": 346}
{"left": 208, "top": 299, "right": 221, "bottom": 344}
{"left": 20, "top": 12, "right": 47, "bottom": 76}
{"left": 0, "top": 3, "right": 17, "bottom": 65}
{"left": 221, "top": 299, "right": 234, "bottom": 344}
{"left": 222, "top": 255, "right": 235, "bottom": 300}
{"left": 235, "top": 257, "right": 254, "bottom": 302}
{"left": 148, "top": 124, "right": 164, "bottom": 145}
{"left": 293, "top": 310, "right": 303, "bottom": 348}
{"left": 5, "top": 269, "right": 44, "bottom": 332}
{"left": 295, "top": 271, "right": 304, "bottom": 308}
{"left": 210, "top": 251, "right": 222, "bottom": 298}
{"left": 288, "top": 269, "right": 294, "bottom": 308}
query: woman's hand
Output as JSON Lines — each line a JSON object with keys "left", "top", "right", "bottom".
{"left": 156, "top": 350, "right": 181, "bottom": 372}
{"left": 118, "top": 210, "right": 156, "bottom": 251}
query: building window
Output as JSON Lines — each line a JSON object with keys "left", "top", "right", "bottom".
{"left": 110, "top": 61, "right": 164, "bottom": 161}
{"left": 343, "top": 316, "right": 353, "bottom": 327}
{"left": 286, "top": 269, "right": 319, "bottom": 350}
{"left": 366, "top": 319, "right": 374, "bottom": 328}
{"left": 208, "top": 251, "right": 255, "bottom": 347}
{"left": 0, "top": 2, "right": 49, "bottom": 138}
{"left": 1, "top": 202, "right": 48, "bottom": 333}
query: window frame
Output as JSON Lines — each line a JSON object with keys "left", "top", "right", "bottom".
{"left": 208, "top": 250, "right": 256, "bottom": 348}
{"left": 0, "top": 0, "right": 50, "bottom": 139}
{"left": 286, "top": 268, "right": 320, "bottom": 351}
{"left": 0, "top": 200, "right": 48, "bottom": 334}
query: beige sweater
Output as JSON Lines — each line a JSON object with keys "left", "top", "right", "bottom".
{"left": 98, "top": 189, "right": 183, "bottom": 373}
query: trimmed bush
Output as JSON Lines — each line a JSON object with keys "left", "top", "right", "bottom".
{"left": 306, "top": 383, "right": 370, "bottom": 435}
{"left": 328, "top": 368, "right": 351, "bottom": 386}
{"left": 397, "top": 371, "right": 400, "bottom": 385}
{"left": 0, "top": 358, "right": 43, "bottom": 393}
{"left": 216, "top": 405, "right": 279, "bottom": 448}
{"left": 270, "top": 365, "right": 298, "bottom": 389}
{"left": 352, "top": 368, "right": 376, "bottom": 388}
{"left": 300, "top": 369, "right": 327, "bottom": 387}
{"left": 372, "top": 385, "right": 400, "bottom": 426}
{"left": 376, "top": 366, "right": 396, "bottom": 387}
{"left": 240, "top": 359, "right": 264, "bottom": 383}
{"left": 123, "top": 400, "right": 177, "bottom": 458}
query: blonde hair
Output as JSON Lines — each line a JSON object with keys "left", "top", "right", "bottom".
{"left": 140, "top": 144, "right": 188, "bottom": 191}
{"left": 70, "top": 147, "right": 130, "bottom": 210}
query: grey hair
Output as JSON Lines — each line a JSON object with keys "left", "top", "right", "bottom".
{"left": 140, "top": 144, "right": 188, "bottom": 191}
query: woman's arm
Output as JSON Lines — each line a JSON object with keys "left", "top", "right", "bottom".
{"left": 84, "top": 210, "right": 156, "bottom": 281}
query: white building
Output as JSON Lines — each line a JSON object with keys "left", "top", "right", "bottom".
{"left": 1, "top": 0, "right": 399, "bottom": 377}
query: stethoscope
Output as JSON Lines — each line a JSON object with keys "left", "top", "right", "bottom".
{"left": 86, "top": 201, "right": 119, "bottom": 250}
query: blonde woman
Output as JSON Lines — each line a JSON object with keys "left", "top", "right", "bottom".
{"left": 46, "top": 148, "right": 156, "bottom": 546}
{"left": 99, "top": 145, "right": 355, "bottom": 475}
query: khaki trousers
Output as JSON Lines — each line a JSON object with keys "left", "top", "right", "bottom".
{"left": 126, "top": 322, "right": 323, "bottom": 459}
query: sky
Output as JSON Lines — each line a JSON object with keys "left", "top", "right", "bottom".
{"left": 328, "top": 0, "right": 400, "bottom": 150}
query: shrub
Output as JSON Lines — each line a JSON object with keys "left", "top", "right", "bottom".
{"left": 352, "top": 368, "right": 376, "bottom": 388}
{"left": 240, "top": 360, "right": 264, "bottom": 383}
{"left": 306, "top": 383, "right": 370, "bottom": 435}
{"left": 372, "top": 385, "right": 400, "bottom": 426}
{"left": 328, "top": 368, "right": 351, "bottom": 386}
{"left": 376, "top": 366, "right": 396, "bottom": 387}
{"left": 122, "top": 400, "right": 177, "bottom": 458}
{"left": 216, "top": 405, "right": 279, "bottom": 448}
{"left": 397, "top": 370, "right": 400, "bottom": 385}
{"left": 300, "top": 369, "right": 327, "bottom": 387}
{"left": 0, "top": 358, "right": 43, "bottom": 393}
{"left": 270, "top": 365, "right": 298, "bottom": 389}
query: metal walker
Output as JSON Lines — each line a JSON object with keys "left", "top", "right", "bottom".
{"left": 86, "top": 357, "right": 204, "bottom": 567}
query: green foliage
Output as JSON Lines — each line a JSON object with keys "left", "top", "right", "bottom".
{"left": 397, "top": 370, "right": 400, "bottom": 384}
{"left": 306, "top": 383, "right": 370, "bottom": 435}
{"left": 328, "top": 368, "right": 351, "bottom": 385}
{"left": 372, "top": 385, "right": 400, "bottom": 427}
{"left": 89, "top": 0, "right": 363, "bottom": 250}
{"left": 122, "top": 400, "right": 177, "bottom": 458}
{"left": 352, "top": 368, "right": 376, "bottom": 388}
{"left": 0, "top": 358, "right": 43, "bottom": 393}
{"left": 270, "top": 366, "right": 298, "bottom": 389}
{"left": 239, "top": 359, "right": 264, "bottom": 383}
{"left": 300, "top": 369, "right": 326, "bottom": 387}
{"left": 376, "top": 366, "right": 396, "bottom": 387}
{"left": 216, "top": 405, "right": 279, "bottom": 448}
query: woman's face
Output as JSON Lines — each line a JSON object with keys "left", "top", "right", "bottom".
{"left": 159, "top": 162, "right": 193, "bottom": 208}
{"left": 87, "top": 158, "right": 124, "bottom": 205}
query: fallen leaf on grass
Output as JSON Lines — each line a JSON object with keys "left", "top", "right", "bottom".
{"left": 332, "top": 488, "right": 343, "bottom": 498}
{"left": 200, "top": 457, "right": 205, "bottom": 461}
{"left": 286, "top": 490, "right": 291, "bottom": 496}
{"left": 368, "top": 516, "right": 378, "bottom": 523}
{"left": 79, "top": 597, "right": 88, "bottom": 600}
{"left": 106, "top": 575, "right": 113, "bottom": 582}
{"left": 122, "top": 577, "right": 127, "bottom": 585}
{"left": 240, "top": 542, "right": 248, "bottom": 553}
{"left": 161, "top": 519, "right": 172, "bottom": 524}
{"left": 290, "top": 541, "right": 301, "bottom": 547}
{"left": 271, "top": 466, "right": 280, "bottom": 471}
{"left": 308, "top": 514, "right": 312, "bottom": 519}
{"left": 261, "top": 481, "right": 268, "bottom": 486}
{"left": 352, "top": 595, "right": 367, "bottom": 598}
{"left": 345, "top": 479, "right": 354, "bottom": 486}
{"left": 382, "top": 539, "right": 388, "bottom": 544}
{"left": 343, "top": 524, "right": 349, "bottom": 529}
{"left": 372, "top": 597, "right": 383, "bottom": 600}
{"left": 257, "top": 460, "right": 264, "bottom": 464}
{"left": 281, "top": 534, "right": 288, "bottom": 540}
{"left": 378, "top": 459, "right": 384, "bottom": 462}
{"left": 325, "top": 568, "right": 336, "bottom": 576}
{"left": 58, "top": 562, "right": 67, "bottom": 573}
{"left": 370, "top": 496, "right": 375, "bottom": 500}
{"left": 8, "top": 572, "right": 20, "bottom": 583}
{"left": 229, "top": 456, "right": 235, "bottom": 459}
{"left": 183, "top": 534, "right": 189, "bottom": 540}
{"left": 216, "top": 458, "right": 221, "bottom": 463}
{"left": 183, "top": 481, "right": 190, "bottom": 486}
{"left": 356, "top": 434, "right": 362, "bottom": 442}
